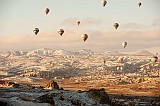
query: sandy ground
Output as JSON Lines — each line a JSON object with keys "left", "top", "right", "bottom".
{"left": 28, "top": 78, "right": 160, "bottom": 97}
{"left": 2, "top": 77, "right": 160, "bottom": 97}
{"left": 1, "top": 78, "right": 160, "bottom": 106}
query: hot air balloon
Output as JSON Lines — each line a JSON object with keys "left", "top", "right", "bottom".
{"left": 138, "top": 2, "right": 142, "bottom": 7}
{"left": 101, "top": 0, "right": 107, "bottom": 7}
{"left": 77, "top": 21, "right": 80, "bottom": 25}
{"left": 151, "top": 56, "right": 158, "bottom": 63}
{"left": 114, "top": 23, "right": 119, "bottom": 29}
{"left": 58, "top": 29, "right": 64, "bottom": 36}
{"left": 45, "top": 8, "right": 50, "bottom": 15}
{"left": 81, "top": 34, "right": 88, "bottom": 42}
{"left": 122, "top": 42, "right": 127, "bottom": 48}
{"left": 33, "top": 28, "right": 39, "bottom": 35}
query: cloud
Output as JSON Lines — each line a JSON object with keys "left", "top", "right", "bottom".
{"left": 88, "top": 28, "right": 160, "bottom": 42}
{"left": 61, "top": 17, "right": 103, "bottom": 26}
{"left": 120, "top": 22, "right": 145, "bottom": 30}
{"left": 85, "top": 29, "right": 160, "bottom": 52}
{"left": 142, "top": 29, "right": 160, "bottom": 40}
{"left": 0, "top": 28, "right": 160, "bottom": 52}
{"left": 152, "top": 18, "right": 160, "bottom": 27}
{"left": 60, "top": 17, "right": 77, "bottom": 26}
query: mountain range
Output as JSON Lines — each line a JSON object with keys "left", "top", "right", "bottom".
{"left": 0, "top": 48, "right": 155, "bottom": 57}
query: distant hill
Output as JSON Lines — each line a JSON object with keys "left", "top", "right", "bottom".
{"left": 0, "top": 51, "right": 12, "bottom": 58}
{"left": 104, "top": 51, "right": 124, "bottom": 56}
{"left": 27, "top": 48, "right": 55, "bottom": 56}
{"left": 53, "top": 49, "right": 76, "bottom": 55}
{"left": 1, "top": 49, "right": 155, "bottom": 57}
{"left": 77, "top": 49, "right": 94, "bottom": 55}
{"left": 136, "top": 50, "right": 154, "bottom": 56}
{"left": 1, "top": 48, "right": 96, "bottom": 56}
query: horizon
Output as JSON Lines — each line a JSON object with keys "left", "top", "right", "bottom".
{"left": 0, "top": 47, "right": 158, "bottom": 55}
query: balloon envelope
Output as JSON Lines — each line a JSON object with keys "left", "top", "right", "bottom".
{"left": 81, "top": 34, "right": 88, "bottom": 42}
{"left": 45, "top": 8, "right": 50, "bottom": 15}
{"left": 114, "top": 23, "right": 119, "bottom": 29}
{"left": 58, "top": 29, "right": 64, "bottom": 36}
{"left": 151, "top": 56, "right": 158, "bottom": 63}
{"left": 77, "top": 21, "right": 80, "bottom": 25}
{"left": 33, "top": 28, "right": 39, "bottom": 35}
{"left": 122, "top": 42, "right": 127, "bottom": 48}
{"left": 101, "top": 0, "right": 107, "bottom": 7}
{"left": 138, "top": 2, "right": 142, "bottom": 7}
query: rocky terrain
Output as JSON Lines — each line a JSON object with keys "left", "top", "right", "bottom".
{"left": 0, "top": 81, "right": 159, "bottom": 106}
{"left": 0, "top": 48, "right": 160, "bottom": 106}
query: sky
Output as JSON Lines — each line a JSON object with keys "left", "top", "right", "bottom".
{"left": 0, "top": 0, "right": 160, "bottom": 53}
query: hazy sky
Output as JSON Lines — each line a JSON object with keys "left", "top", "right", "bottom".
{"left": 0, "top": 0, "right": 160, "bottom": 53}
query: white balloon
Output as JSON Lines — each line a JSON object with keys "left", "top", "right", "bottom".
{"left": 122, "top": 42, "right": 127, "bottom": 48}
